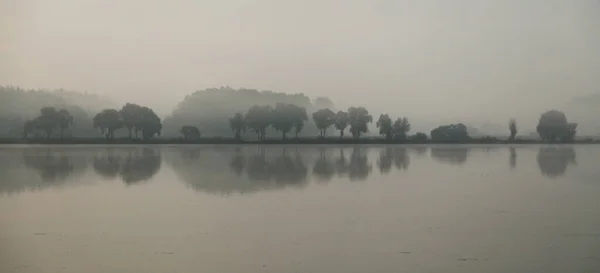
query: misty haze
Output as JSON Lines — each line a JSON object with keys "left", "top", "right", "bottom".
{"left": 2, "top": 1, "right": 600, "bottom": 272}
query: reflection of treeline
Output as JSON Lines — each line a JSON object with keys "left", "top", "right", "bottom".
{"left": 168, "top": 148, "right": 310, "bottom": 194}
{"left": 0, "top": 148, "right": 89, "bottom": 194}
{"left": 0, "top": 146, "right": 583, "bottom": 195}
{"left": 537, "top": 147, "right": 577, "bottom": 177}
{"left": 93, "top": 148, "right": 161, "bottom": 184}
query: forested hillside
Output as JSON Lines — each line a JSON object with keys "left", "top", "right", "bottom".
{"left": 0, "top": 86, "right": 117, "bottom": 137}
{"left": 162, "top": 87, "right": 335, "bottom": 137}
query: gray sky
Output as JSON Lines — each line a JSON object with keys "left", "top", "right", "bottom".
{"left": 2, "top": 0, "right": 599, "bottom": 130}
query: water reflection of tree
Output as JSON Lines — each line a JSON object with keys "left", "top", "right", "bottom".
{"left": 431, "top": 147, "right": 468, "bottom": 165}
{"left": 93, "top": 148, "right": 161, "bottom": 184}
{"left": 509, "top": 147, "right": 517, "bottom": 169}
{"left": 312, "top": 149, "right": 335, "bottom": 182}
{"left": 377, "top": 148, "right": 393, "bottom": 174}
{"left": 22, "top": 148, "right": 87, "bottom": 182}
{"left": 377, "top": 148, "right": 410, "bottom": 174}
{"left": 93, "top": 149, "right": 120, "bottom": 179}
{"left": 537, "top": 147, "right": 576, "bottom": 178}
{"left": 229, "top": 148, "right": 245, "bottom": 176}
{"left": 348, "top": 148, "right": 372, "bottom": 181}
{"left": 169, "top": 147, "right": 309, "bottom": 195}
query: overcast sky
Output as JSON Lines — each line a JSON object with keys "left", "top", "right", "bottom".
{"left": 2, "top": 0, "right": 599, "bottom": 128}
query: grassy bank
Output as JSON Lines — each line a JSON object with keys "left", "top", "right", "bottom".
{"left": 1, "top": 137, "right": 598, "bottom": 145}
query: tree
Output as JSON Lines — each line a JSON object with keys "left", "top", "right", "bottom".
{"left": 410, "top": 132, "right": 428, "bottom": 142}
{"left": 120, "top": 103, "right": 143, "bottom": 139}
{"left": 271, "top": 103, "right": 296, "bottom": 140}
{"left": 57, "top": 109, "right": 74, "bottom": 139}
{"left": 245, "top": 105, "right": 273, "bottom": 140}
{"left": 508, "top": 118, "right": 517, "bottom": 141}
{"left": 392, "top": 117, "right": 411, "bottom": 140}
{"left": 93, "top": 109, "right": 122, "bottom": 139}
{"left": 333, "top": 111, "right": 349, "bottom": 139}
{"left": 536, "top": 110, "right": 577, "bottom": 142}
{"left": 348, "top": 107, "right": 372, "bottom": 139}
{"left": 430, "top": 123, "right": 469, "bottom": 142}
{"left": 291, "top": 105, "right": 308, "bottom": 138}
{"left": 312, "top": 108, "right": 336, "bottom": 137}
{"left": 36, "top": 107, "right": 60, "bottom": 139}
{"left": 180, "top": 126, "right": 200, "bottom": 140}
{"left": 229, "top": 112, "right": 246, "bottom": 140}
{"left": 22, "top": 119, "right": 38, "bottom": 139}
{"left": 376, "top": 114, "right": 393, "bottom": 139}
{"left": 137, "top": 107, "right": 162, "bottom": 139}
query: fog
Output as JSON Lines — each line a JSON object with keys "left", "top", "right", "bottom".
{"left": 2, "top": 0, "right": 599, "bottom": 133}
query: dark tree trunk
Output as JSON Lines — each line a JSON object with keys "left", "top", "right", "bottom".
{"left": 282, "top": 131, "right": 286, "bottom": 140}
{"left": 340, "top": 130, "right": 344, "bottom": 139}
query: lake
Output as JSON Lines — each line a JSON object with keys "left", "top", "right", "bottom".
{"left": 1, "top": 145, "right": 599, "bottom": 273}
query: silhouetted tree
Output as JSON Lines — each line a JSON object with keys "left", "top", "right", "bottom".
{"left": 509, "top": 118, "right": 517, "bottom": 141}
{"left": 57, "top": 109, "right": 74, "bottom": 139}
{"left": 36, "top": 107, "right": 60, "bottom": 139}
{"left": 120, "top": 103, "right": 143, "bottom": 139}
{"left": 22, "top": 119, "right": 39, "bottom": 139}
{"left": 180, "top": 126, "right": 200, "bottom": 140}
{"left": 334, "top": 111, "right": 349, "bottom": 139}
{"left": 392, "top": 117, "right": 411, "bottom": 140}
{"left": 245, "top": 105, "right": 272, "bottom": 140}
{"left": 93, "top": 109, "right": 122, "bottom": 139}
{"left": 229, "top": 112, "right": 246, "bottom": 140}
{"left": 411, "top": 132, "right": 428, "bottom": 142}
{"left": 348, "top": 107, "right": 372, "bottom": 139}
{"left": 137, "top": 107, "right": 162, "bottom": 139}
{"left": 376, "top": 114, "right": 393, "bottom": 139}
{"left": 536, "top": 110, "right": 577, "bottom": 142}
{"left": 291, "top": 105, "right": 308, "bottom": 138}
{"left": 271, "top": 103, "right": 303, "bottom": 140}
{"left": 312, "top": 108, "right": 336, "bottom": 137}
{"left": 430, "top": 123, "right": 469, "bottom": 142}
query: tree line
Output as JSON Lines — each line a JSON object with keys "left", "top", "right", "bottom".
{"left": 21, "top": 102, "right": 580, "bottom": 143}
{"left": 23, "top": 103, "right": 163, "bottom": 140}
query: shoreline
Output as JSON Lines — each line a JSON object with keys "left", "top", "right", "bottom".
{"left": 1, "top": 137, "right": 598, "bottom": 145}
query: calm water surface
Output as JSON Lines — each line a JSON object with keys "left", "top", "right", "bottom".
{"left": 1, "top": 145, "right": 599, "bottom": 273}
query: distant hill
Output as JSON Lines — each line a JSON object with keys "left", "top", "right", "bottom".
{"left": 162, "top": 86, "right": 335, "bottom": 137}
{"left": 0, "top": 86, "right": 118, "bottom": 137}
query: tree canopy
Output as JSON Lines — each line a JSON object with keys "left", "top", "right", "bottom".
{"left": 162, "top": 86, "right": 332, "bottom": 137}
{"left": 313, "top": 108, "right": 336, "bottom": 137}
{"left": 348, "top": 107, "right": 373, "bottom": 139}
{"left": 430, "top": 123, "right": 470, "bottom": 142}
{"left": 537, "top": 110, "right": 577, "bottom": 142}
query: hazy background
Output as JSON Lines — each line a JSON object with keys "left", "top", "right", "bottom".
{"left": 2, "top": 0, "right": 599, "bottom": 134}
